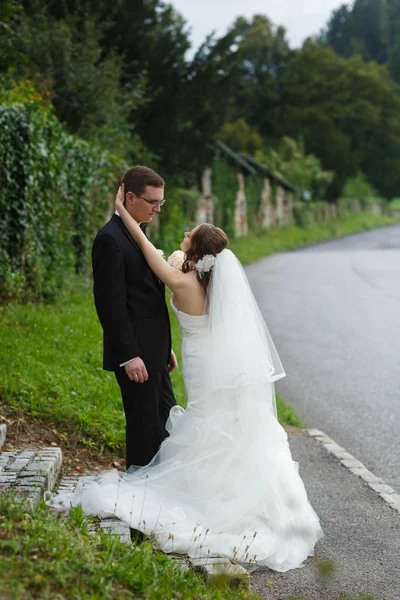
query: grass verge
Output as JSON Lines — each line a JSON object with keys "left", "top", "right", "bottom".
{"left": 0, "top": 494, "right": 255, "bottom": 600}
{"left": 229, "top": 213, "right": 399, "bottom": 264}
{"left": 0, "top": 286, "right": 300, "bottom": 459}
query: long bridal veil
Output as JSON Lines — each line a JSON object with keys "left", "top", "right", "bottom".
{"left": 203, "top": 248, "right": 285, "bottom": 418}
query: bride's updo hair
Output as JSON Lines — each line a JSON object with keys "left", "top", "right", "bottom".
{"left": 182, "top": 223, "right": 229, "bottom": 291}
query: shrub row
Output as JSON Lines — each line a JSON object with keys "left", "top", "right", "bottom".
{"left": 0, "top": 91, "right": 118, "bottom": 303}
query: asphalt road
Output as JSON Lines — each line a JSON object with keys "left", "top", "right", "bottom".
{"left": 246, "top": 225, "right": 400, "bottom": 492}
{"left": 251, "top": 431, "right": 400, "bottom": 600}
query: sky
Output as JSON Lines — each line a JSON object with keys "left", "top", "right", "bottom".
{"left": 170, "top": 0, "right": 346, "bottom": 53}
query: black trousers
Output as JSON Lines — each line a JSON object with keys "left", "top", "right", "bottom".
{"left": 114, "top": 367, "right": 176, "bottom": 470}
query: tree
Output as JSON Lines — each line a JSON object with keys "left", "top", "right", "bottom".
{"left": 320, "top": 0, "right": 400, "bottom": 79}
{"left": 0, "top": 0, "right": 26, "bottom": 79}
{"left": 18, "top": 0, "right": 238, "bottom": 183}
{"left": 279, "top": 41, "right": 400, "bottom": 199}
{"left": 14, "top": 2, "right": 144, "bottom": 159}
{"left": 218, "top": 119, "right": 263, "bottom": 155}
{"left": 219, "top": 15, "right": 292, "bottom": 140}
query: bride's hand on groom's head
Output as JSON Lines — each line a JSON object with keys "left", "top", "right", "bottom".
{"left": 115, "top": 183, "right": 125, "bottom": 211}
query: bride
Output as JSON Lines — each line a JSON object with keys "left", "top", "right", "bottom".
{"left": 50, "top": 184, "right": 322, "bottom": 572}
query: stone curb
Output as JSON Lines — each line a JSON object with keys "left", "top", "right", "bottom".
{"left": 0, "top": 446, "right": 62, "bottom": 507}
{"left": 190, "top": 557, "right": 250, "bottom": 588}
{"left": 305, "top": 428, "right": 400, "bottom": 515}
{"left": 56, "top": 474, "right": 132, "bottom": 544}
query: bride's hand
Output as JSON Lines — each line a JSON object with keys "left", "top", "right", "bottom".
{"left": 115, "top": 183, "right": 125, "bottom": 212}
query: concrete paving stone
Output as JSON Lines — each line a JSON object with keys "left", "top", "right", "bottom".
{"left": 99, "top": 519, "right": 131, "bottom": 543}
{"left": 315, "top": 436, "right": 334, "bottom": 444}
{"left": 351, "top": 468, "right": 383, "bottom": 484}
{"left": 192, "top": 557, "right": 250, "bottom": 588}
{"left": 37, "top": 448, "right": 62, "bottom": 466}
{"left": 191, "top": 557, "right": 230, "bottom": 566}
{"left": 340, "top": 458, "right": 364, "bottom": 469}
{"left": 379, "top": 493, "right": 397, "bottom": 504}
{"left": 329, "top": 450, "right": 355, "bottom": 460}
{"left": 368, "top": 482, "right": 395, "bottom": 495}
{"left": 306, "top": 429, "right": 325, "bottom": 437}
{"left": 14, "top": 484, "right": 36, "bottom": 491}
{"left": 5, "top": 460, "right": 30, "bottom": 471}
{"left": 31, "top": 459, "right": 57, "bottom": 466}
{"left": 0, "top": 474, "right": 17, "bottom": 482}
{"left": 322, "top": 443, "right": 345, "bottom": 453}
{"left": 17, "top": 450, "right": 36, "bottom": 459}
{"left": 18, "top": 470, "right": 41, "bottom": 478}
{"left": 0, "top": 461, "right": 12, "bottom": 470}
{"left": 172, "top": 558, "right": 190, "bottom": 571}
{"left": 17, "top": 476, "right": 47, "bottom": 487}
{"left": 100, "top": 520, "right": 127, "bottom": 528}
{"left": 25, "top": 462, "right": 55, "bottom": 474}
{"left": 0, "top": 424, "right": 6, "bottom": 447}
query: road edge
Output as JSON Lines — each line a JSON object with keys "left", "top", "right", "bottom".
{"left": 305, "top": 428, "right": 400, "bottom": 515}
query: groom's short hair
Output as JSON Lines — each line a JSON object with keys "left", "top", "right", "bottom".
{"left": 122, "top": 166, "right": 164, "bottom": 203}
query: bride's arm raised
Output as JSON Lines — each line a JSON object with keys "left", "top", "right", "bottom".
{"left": 115, "top": 184, "right": 187, "bottom": 291}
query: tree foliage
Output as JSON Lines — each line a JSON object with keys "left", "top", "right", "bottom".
{"left": 319, "top": 0, "right": 400, "bottom": 81}
{"left": 277, "top": 41, "right": 400, "bottom": 199}
{"left": 1, "top": 1, "right": 400, "bottom": 205}
{"left": 256, "top": 137, "right": 334, "bottom": 200}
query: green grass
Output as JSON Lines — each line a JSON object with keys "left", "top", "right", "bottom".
{"left": 0, "top": 285, "right": 299, "bottom": 456}
{"left": 229, "top": 213, "right": 399, "bottom": 265}
{"left": 0, "top": 494, "right": 255, "bottom": 600}
{"left": 0, "top": 283, "right": 187, "bottom": 454}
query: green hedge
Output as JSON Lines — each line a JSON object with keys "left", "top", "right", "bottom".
{"left": 0, "top": 95, "right": 119, "bottom": 303}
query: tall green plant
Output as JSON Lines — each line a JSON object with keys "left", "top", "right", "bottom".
{"left": 0, "top": 84, "right": 119, "bottom": 303}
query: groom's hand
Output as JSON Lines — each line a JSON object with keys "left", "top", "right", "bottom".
{"left": 124, "top": 357, "right": 148, "bottom": 383}
{"left": 168, "top": 350, "right": 178, "bottom": 373}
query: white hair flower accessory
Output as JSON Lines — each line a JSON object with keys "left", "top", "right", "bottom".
{"left": 194, "top": 254, "right": 216, "bottom": 278}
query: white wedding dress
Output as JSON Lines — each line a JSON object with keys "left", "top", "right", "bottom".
{"left": 49, "top": 250, "right": 322, "bottom": 572}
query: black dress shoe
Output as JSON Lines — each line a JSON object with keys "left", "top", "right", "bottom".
{"left": 130, "top": 527, "right": 145, "bottom": 543}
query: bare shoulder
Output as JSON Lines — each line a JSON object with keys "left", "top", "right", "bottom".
{"left": 177, "top": 269, "right": 199, "bottom": 288}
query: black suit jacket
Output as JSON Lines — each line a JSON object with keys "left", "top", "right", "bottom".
{"left": 92, "top": 214, "right": 172, "bottom": 372}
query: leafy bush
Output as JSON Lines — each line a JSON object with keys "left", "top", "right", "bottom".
{"left": 0, "top": 82, "right": 120, "bottom": 303}
{"left": 341, "top": 172, "right": 378, "bottom": 199}
{"left": 390, "top": 197, "right": 400, "bottom": 211}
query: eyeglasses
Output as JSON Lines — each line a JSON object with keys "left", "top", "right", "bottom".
{"left": 139, "top": 195, "right": 166, "bottom": 207}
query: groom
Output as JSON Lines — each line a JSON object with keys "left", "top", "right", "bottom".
{"left": 92, "top": 166, "right": 177, "bottom": 471}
